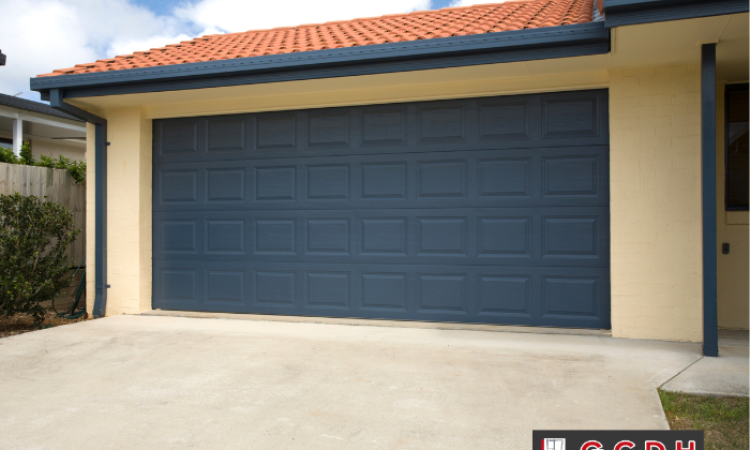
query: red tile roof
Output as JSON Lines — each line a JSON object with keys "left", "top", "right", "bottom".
{"left": 39, "top": 0, "right": 595, "bottom": 77}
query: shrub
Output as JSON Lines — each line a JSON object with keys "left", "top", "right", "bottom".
{"left": 0, "top": 146, "right": 18, "bottom": 164}
{"left": 0, "top": 144, "right": 86, "bottom": 184}
{"left": 0, "top": 193, "right": 80, "bottom": 321}
{"left": 19, "top": 141, "right": 34, "bottom": 165}
{"left": 37, "top": 155, "right": 87, "bottom": 184}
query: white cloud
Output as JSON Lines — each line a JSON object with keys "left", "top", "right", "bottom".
{"left": 0, "top": 0, "right": 439, "bottom": 102}
{"left": 176, "top": 0, "right": 432, "bottom": 34}
{"left": 107, "top": 33, "right": 193, "bottom": 58}
{"left": 0, "top": 0, "right": 192, "bottom": 100}
{"left": 0, "top": 0, "right": 96, "bottom": 98}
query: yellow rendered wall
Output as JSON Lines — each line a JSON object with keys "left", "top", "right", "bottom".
{"left": 609, "top": 64, "right": 703, "bottom": 342}
{"left": 85, "top": 109, "right": 152, "bottom": 315}
{"left": 30, "top": 139, "right": 85, "bottom": 162}
{"left": 716, "top": 82, "right": 750, "bottom": 330}
{"left": 86, "top": 64, "right": 709, "bottom": 342}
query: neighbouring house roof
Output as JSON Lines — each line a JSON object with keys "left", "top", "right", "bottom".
{"left": 0, "top": 93, "right": 82, "bottom": 122}
{"left": 39, "top": 0, "right": 595, "bottom": 77}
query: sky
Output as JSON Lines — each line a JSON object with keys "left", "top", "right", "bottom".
{"left": 0, "top": 0, "right": 506, "bottom": 102}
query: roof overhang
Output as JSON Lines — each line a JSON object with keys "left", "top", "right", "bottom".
{"left": 30, "top": 22, "right": 610, "bottom": 100}
{"left": 603, "top": 0, "right": 749, "bottom": 28}
{"left": 57, "top": 12, "right": 746, "bottom": 118}
{"left": 30, "top": 4, "right": 749, "bottom": 108}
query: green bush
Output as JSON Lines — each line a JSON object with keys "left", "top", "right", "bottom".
{"left": 37, "top": 155, "right": 86, "bottom": 184}
{"left": 0, "top": 146, "right": 17, "bottom": 164}
{"left": 0, "top": 142, "right": 86, "bottom": 184}
{"left": 19, "top": 142, "right": 34, "bottom": 165}
{"left": 0, "top": 193, "right": 80, "bottom": 321}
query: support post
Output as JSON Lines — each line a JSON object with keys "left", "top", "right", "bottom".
{"left": 92, "top": 122, "right": 107, "bottom": 317}
{"left": 12, "top": 118, "right": 22, "bottom": 157}
{"left": 701, "top": 43, "right": 718, "bottom": 357}
{"left": 49, "top": 89, "right": 108, "bottom": 318}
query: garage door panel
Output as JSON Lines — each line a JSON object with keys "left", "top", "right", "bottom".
{"left": 207, "top": 116, "right": 248, "bottom": 153}
{"left": 154, "top": 146, "right": 609, "bottom": 211}
{"left": 153, "top": 207, "right": 608, "bottom": 267}
{"left": 152, "top": 259, "right": 610, "bottom": 327}
{"left": 477, "top": 275, "right": 533, "bottom": 317}
{"left": 359, "top": 105, "right": 408, "bottom": 147}
{"left": 478, "top": 96, "right": 538, "bottom": 142}
{"left": 152, "top": 92, "right": 608, "bottom": 165}
{"left": 158, "top": 119, "right": 201, "bottom": 156}
{"left": 153, "top": 90, "right": 610, "bottom": 329}
{"left": 360, "top": 273, "right": 408, "bottom": 311}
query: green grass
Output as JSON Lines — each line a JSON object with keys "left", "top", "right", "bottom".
{"left": 659, "top": 390, "right": 749, "bottom": 450}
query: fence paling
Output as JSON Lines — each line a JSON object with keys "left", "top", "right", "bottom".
{"left": 0, "top": 162, "right": 86, "bottom": 266}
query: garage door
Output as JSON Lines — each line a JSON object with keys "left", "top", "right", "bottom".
{"left": 153, "top": 89, "right": 610, "bottom": 329}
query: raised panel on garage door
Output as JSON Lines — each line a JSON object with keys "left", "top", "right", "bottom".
{"left": 153, "top": 89, "right": 610, "bottom": 329}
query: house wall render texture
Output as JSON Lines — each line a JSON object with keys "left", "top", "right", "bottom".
{"left": 609, "top": 64, "right": 703, "bottom": 342}
{"left": 84, "top": 63, "right": 722, "bottom": 343}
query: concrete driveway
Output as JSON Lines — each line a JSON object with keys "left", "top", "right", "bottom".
{"left": 0, "top": 315, "right": 701, "bottom": 450}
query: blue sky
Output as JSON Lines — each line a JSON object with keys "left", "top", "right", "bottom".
{"left": 1, "top": 0, "right": 500, "bottom": 101}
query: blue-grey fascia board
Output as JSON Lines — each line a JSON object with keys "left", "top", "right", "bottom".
{"left": 604, "top": 0, "right": 749, "bottom": 28}
{"left": 49, "top": 89, "right": 108, "bottom": 319}
{"left": 49, "top": 89, "right": 105, "bottom": 124}
{"left": 31, "top": 22, "right": 608, "bottom": 99}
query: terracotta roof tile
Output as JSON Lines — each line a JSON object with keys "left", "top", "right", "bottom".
{"left": 39, "top": 0, "right": 594, "bottom": 77}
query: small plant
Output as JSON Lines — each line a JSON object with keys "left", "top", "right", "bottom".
{"left": 0, "top": 146, "right": 86, "bottom": 184}
{"left": 19, "top": 141, "right": 34, "bottom": 165}
{"left": 37, "top": 155, "right": 87, "bottom": 184}
{"left": 0, "top": 146, "right": 17, "bottom": 164}
{"left": 0, "top": 193, "right": 80, "bottom": 322}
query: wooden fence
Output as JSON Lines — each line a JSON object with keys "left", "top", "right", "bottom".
{"left": 0, "top": 162, "right": 86, "bottom": 265}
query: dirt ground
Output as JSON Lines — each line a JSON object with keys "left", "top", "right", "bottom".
{"left": 0, "top": 311, "right": 88, "bottom": 339}
{"left": 0, "top": 268, "right": 90, "bottom": 338}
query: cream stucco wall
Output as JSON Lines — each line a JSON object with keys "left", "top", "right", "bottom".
{"left": 30, "top": 138, "right": 85, "bottom": 162}
{"left": 716, "top": 82, "right": 750, "bottom": 330}
{"left": 84, "top": 64, "right": 716, "bottom": 343}
{"left": 85, "top": 109, "right": 152, "bottom": 316}
{"left": 609, "top": 64, "right": 703, "bottom": 342}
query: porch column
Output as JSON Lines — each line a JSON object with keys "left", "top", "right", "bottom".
{"left": 12, "top": 118, "right": 22, "bottom": 157}
{"left": 702, "top": 43, "right": 718, "bottom": 357}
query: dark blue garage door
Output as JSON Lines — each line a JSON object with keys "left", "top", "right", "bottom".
{"left": 153, "top": 89, "right": 610, "bottom": 329}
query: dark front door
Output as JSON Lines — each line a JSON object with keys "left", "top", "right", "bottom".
{"left": 152, "top": 89, "right": 611, "bottom": 329}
